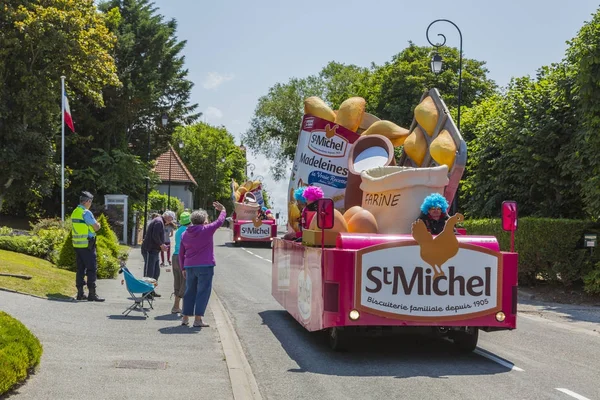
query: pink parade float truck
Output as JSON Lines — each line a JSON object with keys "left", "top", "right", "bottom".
{"left": 271, "top": 89, "right": 519, "bottom": 351}
{"left": 230, "top": 181, "right": 277, "bottom": 247}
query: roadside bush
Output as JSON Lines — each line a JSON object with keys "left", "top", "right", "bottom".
{"left": 463, "top": 217, "right": 598, "bottom": 288}
{"left": 97, "top": 235, "right": 119, "bottom": 259}
{"left": 0, "top": 236, "right": 30, "bottom": 254}
{"left": 96, "top": 214, "right": 119, "bottom": 245}
{"left": 27, "top": 228, "right": 68, "bottom": 264}
{"left": 56, "top": 231, "right": 76, "bottom": 271}
{"left": 96, "top": 244, "right": 119, "bottom": 279}
{"left": 0, "top": 312, "right": 43, "bottom": 395}
{"left": 56, "top": 232, "right": 119, "bottom": 279}
{"left": 583, "top": 263, "right": 600, "bottom": 294}
{"left": 29, "top": 218, "right": 70, "bottom": 234}
{"left": 148, "top": 190, "right": 184, "bottom": 216}
{"left": 0, "top": 226, "right": 13, "bottom": 235}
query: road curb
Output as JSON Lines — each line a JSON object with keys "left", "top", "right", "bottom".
{"left": 0, "top": 287, "right": 76, "bottom": 302}
{"left": 210, "top": 289, "right": 263, "bottom": 400}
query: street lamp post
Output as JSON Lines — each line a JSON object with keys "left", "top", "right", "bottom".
{"left": 426, "top": 19, "right": 463, "bottom": 214}
{"left": 167, "top": 141, "right": 183, "bottom": 210}
{"left": 246, "top": 163, "right": 256, "bottom": 179}
{"left": 143, "top": 113, "right": 168, "bottom": 238}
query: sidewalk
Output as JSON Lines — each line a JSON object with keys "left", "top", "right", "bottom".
{"left": 0, "top": 248, "right": 233, "bottom": 400}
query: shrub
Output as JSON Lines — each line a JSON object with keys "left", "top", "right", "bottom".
{"left": 463, "top": 217, "right": 598, "bottom": 287}
{"left": 0, "top": 312, "right": 43, "bottom": 395}
{"left": 27, "top": 228, "right": 68, "bottom": 264}
{"left": 97, "top": 235, "right": 119, "bottom": 259}
{"left": 96, "top": 214, "right": 119, "bottom": 245}
{"left": 0, "top": 236, "right": 31, "bottom": 254}
{"left": 0, "top": 226, "right": 13, "bottom": 235}
{"left": 56, "top": 232, "right": 119, "bottom": 279}
{"left": 147, "top": 190, "right": 184, "bottom": 216}
{"left": 583, "top": 263, "right": 600, "bottom": 294}
{"left": 56, "top": 231, "right": 76, "bottom": 271}
{"left": 96, "top": 244, "right": 119, "bottom": 279}
{"left": 29, "top": 218, "right": 70, "bottom": 234}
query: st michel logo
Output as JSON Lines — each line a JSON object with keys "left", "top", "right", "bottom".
{"left": 355, "top": 213, "right": 502, "bottom": 321}
{"left": 307, "top": 124, "right": 348, "bottom": 157}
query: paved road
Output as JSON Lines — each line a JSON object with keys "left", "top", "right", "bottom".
{"left": 0, "top": 249, "right": 233, "bottom": 400}
{"left": 213, "top": 230, "right": 600, "bottom": 400}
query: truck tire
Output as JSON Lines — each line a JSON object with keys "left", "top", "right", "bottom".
{"left": 327, "top": 327, "right": 349, "bottom": 351}
{"left": 453, "top": 327, "right": 479, "bottom": 353}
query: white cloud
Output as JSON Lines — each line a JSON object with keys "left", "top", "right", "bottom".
{"left": 204, "top": 106, "right": 223, "bottom": 120}
{"left": 247, "top": 153, "right": 292, "bottom": 226}
{"left": 202, "top": 72, "right": 234, "bottom": 89}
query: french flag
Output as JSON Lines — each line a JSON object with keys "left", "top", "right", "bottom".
{"left": 64, "top": 94, "right": 75, "bottom": 132}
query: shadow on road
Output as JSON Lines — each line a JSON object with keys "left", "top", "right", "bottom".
{"left": 107, "top": 314, "right": 147, "bottom": 321}
{"left": 46, "top": 293, "right": 76, "bottom": 302}
{"left": 158, "top": 325, "right": 204, "bottom": 334}
{"left": 259, "top": 310, "right": 513, "bottom": 379}
{"left": 154, "top": 313, "right": 181, "bottom": 321}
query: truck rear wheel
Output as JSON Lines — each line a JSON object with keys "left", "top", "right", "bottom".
{"left": 327, "top": 327, "right": 348, "bottom": 351}
{"left": 452, "top": 327, "right": 479, "bottom": 353}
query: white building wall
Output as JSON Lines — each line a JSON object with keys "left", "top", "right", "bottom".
{"left": 156, "top": 183, "right": 194, "bottom": 209}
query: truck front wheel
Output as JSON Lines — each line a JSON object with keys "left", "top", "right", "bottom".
{"left": 452, "top": 327, "right": 479, "bottom": 353}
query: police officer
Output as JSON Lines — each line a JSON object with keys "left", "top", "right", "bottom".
{"left": 71, "top": 191, "right": 105, "bottom": 302}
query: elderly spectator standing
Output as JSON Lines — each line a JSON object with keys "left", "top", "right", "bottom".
{"left": 141, "top": 210, "right": 175, "bottom": 297}
{"left": 178, "top": 202, "right": 226, "bottom": 327}
{"left": 71, "top": 191, "right": 104, "bottom": 302}
{"left": 170, "top": 211, "right": 190, "bottom": 314}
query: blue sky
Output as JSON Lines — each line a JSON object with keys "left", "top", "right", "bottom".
{"left": 151, "top": 0, "right": 599, "bottom": 218}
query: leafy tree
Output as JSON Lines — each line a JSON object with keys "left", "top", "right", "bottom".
{"left": 0, "top": 0, "right": 120, "bottom": 213}
{"left": 565, "top": 7, "right": 600, "bottom": 218}
{"left": 243, "top": 44, "right": 495, "bottom": 180}
{"left": 374, "top": 43, "right": 496, "bottom": 136}
{"left": 462, "top": 67, "right": 583, "bottom": 218}
{"left": 261, "top": 189, "right": 271, "bottom": 209}
{"left": 243, "top": 76, "right": 325, "bottom": 180}
{"left": 173, "top": 123, "right": 246, "bottom": 212}
{"left": 59, "top": 0, "right": 199, "bottom": 213}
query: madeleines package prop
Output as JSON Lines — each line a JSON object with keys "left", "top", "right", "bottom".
{"left": 286, "top": 89, "right": 467, "bottom": 238}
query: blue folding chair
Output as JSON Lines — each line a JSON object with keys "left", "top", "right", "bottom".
{"left": 119, "top": 266, "right": 155, "bottom": 318}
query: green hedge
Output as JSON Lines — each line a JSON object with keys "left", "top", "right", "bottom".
{"left": 0, "top": 312, "right": 43, "bottom": 395}
{"left": 463, "top": 218, "right": 600, "bottom": 292}
{"left": 0, "top": 230, "right": 65, "bottom": 264}
{"left": 1, "top": 213, "right": 122, "bottom": 279}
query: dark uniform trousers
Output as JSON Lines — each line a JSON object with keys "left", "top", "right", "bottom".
{"left": 75, "top": 237, "right": 97, "bottom": 289}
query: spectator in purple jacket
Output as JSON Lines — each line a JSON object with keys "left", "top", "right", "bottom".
{"left": 178, "top": 202, "right": 226, "bottom": 327}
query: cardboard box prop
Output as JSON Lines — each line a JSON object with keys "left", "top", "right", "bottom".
{"left": 359, "top": 165, "right": 449, "bottom": 234}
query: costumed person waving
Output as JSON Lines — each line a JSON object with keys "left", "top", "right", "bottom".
{"left": 283, "top": 187, "right": 308, "bottom": 240}
{"left": 301, "top": 186, "right": 324, "bottom": 229}
{"left": 416, "top": 193, "right": 454, "bottom": 235}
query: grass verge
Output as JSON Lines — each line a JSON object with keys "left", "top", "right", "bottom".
{"left": 0, "top": 250, "right": 75, "bottom": 299}
{"left": 0, "top": 311, "right": 43, "bottom": 395}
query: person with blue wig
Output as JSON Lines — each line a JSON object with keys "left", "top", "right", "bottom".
{"left": 294, "top": 187, "right": 307, "bottom": 207}
{"left": 417, "top": 193, "right": 452, "bottom": 235}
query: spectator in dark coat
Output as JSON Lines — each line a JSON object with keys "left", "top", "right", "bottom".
{"left": 141, "top": 210, "right": 175, "bottom": 296}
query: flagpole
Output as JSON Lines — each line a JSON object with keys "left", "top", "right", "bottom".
{"left": 61, "top": 76, "right": 65, "bottom": 222}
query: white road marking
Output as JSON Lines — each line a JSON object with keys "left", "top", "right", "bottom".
{"left": 241, "top": 248, "right": 270, "bottom": 262}
{"left": 473, "top": 348, "right": 524, "bottom": 372}
{"left": 555, "top": 388, "right": 591, "bottom": 400}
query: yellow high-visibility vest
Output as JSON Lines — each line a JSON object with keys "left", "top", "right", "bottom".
{"left": 71, "top": 206, "right": 95, "bottom": 248}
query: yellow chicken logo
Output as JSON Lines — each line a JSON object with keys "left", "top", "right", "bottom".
{"left": 411, "top": 213, "right": 464, "bottom": 278}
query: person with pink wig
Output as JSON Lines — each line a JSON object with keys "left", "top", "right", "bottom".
{"left": 301, "top": 185, "right": 324, "bottom": 229}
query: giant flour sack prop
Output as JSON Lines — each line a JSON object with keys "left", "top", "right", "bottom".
{"left": 287, "top": 115, "right": 360, "bottom": 228}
